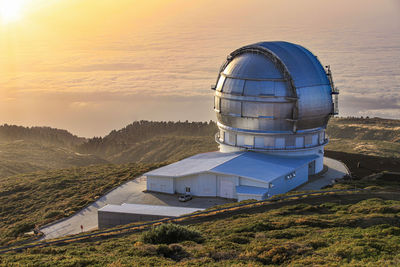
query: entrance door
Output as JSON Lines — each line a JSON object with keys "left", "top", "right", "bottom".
{"left": 308, "top": 161, "right": 316, "bottom": 175}
{"left": 220, "top": 179, "right": 234, "bottom": 199}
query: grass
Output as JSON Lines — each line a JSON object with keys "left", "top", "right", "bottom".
{"left": 326, "top": 117, "right": 400, "bottom": 158}
{"left": 329, "top": 171, "right": 400, "bottom": 192}
{"left": 1, "top": 198, "right": 400, "bottom": 266}
{"left": 0, "top": 141, "right": 108, "bottom": 178}
{"left": 0, "top": 162, "right": 163, "bottom": 246}
{"left": 140, "top": 224, "right": 203, "bottom": 244}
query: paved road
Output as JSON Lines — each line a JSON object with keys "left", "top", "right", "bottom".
{"left": 296, "top": 157, "right": 349, "bottom": 191}
{"left": 41, "top": 157, "right": 349, "bottom": 240}
{"left": 40, "top": 177, "right": 232, "bottom": 240}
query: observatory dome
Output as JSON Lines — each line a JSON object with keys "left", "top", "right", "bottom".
{"left": 213, "top": 41, "right": 338, "bottom": 154}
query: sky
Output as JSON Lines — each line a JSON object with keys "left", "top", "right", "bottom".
{"left": 0, "top": 0, "right": 399, "bottom": 137}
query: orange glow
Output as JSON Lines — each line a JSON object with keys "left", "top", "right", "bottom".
{"left": 0, "top": 0, "right": 398, "bottom": 137}
{"left": 0, "top": 0, "right": 26, "bottom": 24}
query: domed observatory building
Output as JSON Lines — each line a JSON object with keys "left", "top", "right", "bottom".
{"left": 145, "top": 41, "right": 338, "bottom": 201}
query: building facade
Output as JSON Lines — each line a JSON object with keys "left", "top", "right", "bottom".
{"left": 145, "top": 41, "right": 338, "bottom": 201}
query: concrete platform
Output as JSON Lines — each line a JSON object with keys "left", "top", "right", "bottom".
{"left": 296, "top": 157, "right": 349, "bottom": 191}
{"left": 40, "top": 176, "right": 232, "bottom": 240}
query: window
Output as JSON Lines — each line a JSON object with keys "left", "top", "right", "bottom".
{"left": 275, "top": 137, "right": 285, "bottom": 149}
{"left": 185, "top": 187, "right": 191, "bottom": 193}
{"left": 254, "top": 137, "right": 264, "bottom": 148}
{"left": 237, "top": 135, "right": 253, "bottom": 147}
{"left": 285, "top": 135, "right": 296, "bottom": 148}
{"left": 225, "top": 132, "right": 236, "bottom": 145}
{"left": 295, "top": 136, "right": 304, "bottom": 148}
{"left": 244, "top": 135, "right": 253, "bottom": 147}
{"left": 311, "top": 134, "right": 318, "bottom": 146}
{"left": 237, "top": 135, "right": 245, "bottom": 146}
{"left": 228, "top": 133, "right": 236, "bottom": 145}
{"left": 264, "top": 136, "right": 275, "bottom": 148}
{"left": 305, "top": 135, "right": 313, "bottom": 147}
{"left": 285, "top": 172, "right": 296, "bottom": 180}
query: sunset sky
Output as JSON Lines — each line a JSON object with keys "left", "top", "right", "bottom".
{"left": 0, "top": 0, "right": 399, "bottom": 137}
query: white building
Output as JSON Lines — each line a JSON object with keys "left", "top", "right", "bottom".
{"left": 145, "top": 41, "right": 338, "bottom": 201}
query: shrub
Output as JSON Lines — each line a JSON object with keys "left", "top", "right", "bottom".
{"left": 156, "top": 244, "right": 189, "bottom": 261}
{"left": 140, "top": 224, "right": 203, "bottom": 244}
{"left": 9, "top": 222, "right": 35, "bottom": 237}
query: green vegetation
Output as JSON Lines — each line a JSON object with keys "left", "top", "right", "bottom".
{"left": 0, "top": 121, "right": 217, "bottom": 178}
{"left": 1, "top": 117, "right": 400, "bottom": 264}
{"left": 140, "top": 224, "right": 203, "bottom": 244}
{"left": 326, "top": 117, "right": 400, "bottom": 158}
{"left": 0, "top": 124, "right": 85, "bottom": 148}
{"left": 1, "top": 198, "right": 400, "bottom": 266}
{"left": 107, "top": 136, "right": 217, "bottom": 164}
{"left": 330, "top": 171, "right": 400, "bottom": 192}
{"left": 0, "top": 141, "right": 108, "bottom": 178}
{"left": 0, "top": 162, "right": 162, "bottom": 245}
{"left": 77, "top": 121, "right": 218, "bottom": 164}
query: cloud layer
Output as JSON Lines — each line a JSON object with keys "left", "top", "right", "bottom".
{"left": 0, "top": 0, "right": 399, "bottom": 137}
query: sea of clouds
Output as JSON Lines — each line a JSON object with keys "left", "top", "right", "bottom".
{"left": 0, "top": 0, "right": 399, "bottom": 137}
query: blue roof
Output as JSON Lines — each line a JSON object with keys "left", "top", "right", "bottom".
{"left": 211, "top": 152, "right": 317, "bottom": 183}
{"left": 146, "top": 151, "right": 317, "bottom": 183}
{"left": 145, "top": 151, "right": 241, "bottom": 177}
{"left": 236, "top": 185, "right": 269, "bottom": 195}
{"left": 255, "top": 41, "right": 330, "bottom": 88}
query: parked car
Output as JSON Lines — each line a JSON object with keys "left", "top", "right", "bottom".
{"left": 179, "top": 194, "right": 192, "bottom": 202}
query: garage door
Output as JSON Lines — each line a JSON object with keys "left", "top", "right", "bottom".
{"left": 220, "top": 179, "right": 234, "bottom": 199}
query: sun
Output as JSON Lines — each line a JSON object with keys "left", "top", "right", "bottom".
{"left": 0, "top": 0, "right": 26, "bottom": 24}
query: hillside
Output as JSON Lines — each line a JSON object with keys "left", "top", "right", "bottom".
{"left": 77, "top": 121, "right": 217, "bottom": 158}
{"left": 108, "top": 136, "right": 217, "bottom": 164}
{"left": 1, "top": 117, "right": 399, "bottom": 179}
{"left": 83, "top": 117, "right": 400, "bottom": 163}
{"left": 2, "top": 194, "right": 400, "bottom": 265}
{"left": 326, "top": 117, "right": 400, "bottom": 158}
{"left": 0, "top": 125, "right": 107, "bottom": 178}
{"left": 0, "top": 125, "right": 85, "bottom": 148}
{"left": 0, "top": 162, "right": 162, "bottom": 246}
{"left": 0, "top": 141, "right": 108, "bottom": 178}
{"left": 1, "top": 124, "right": 400, "bottom": 264}
{"left": 0, "top": 149, "right": 399, "bottom": 248}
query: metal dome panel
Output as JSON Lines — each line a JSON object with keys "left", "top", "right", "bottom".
{"left": 255, "top": 41, "right": 330, "bottom": 88}
{"left": 223, "top": 53, "right": 283, "bottom": 79}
